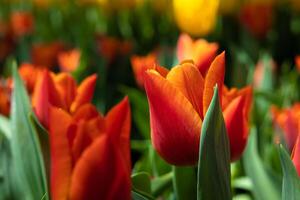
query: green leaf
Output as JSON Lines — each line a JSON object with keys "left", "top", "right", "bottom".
{"left": 243, "top": 128, "right": 281, "bottom": 200}
{"left": 132, "top": 172, "right": 152, "bottom": 195}
{"left": 131, "top": 172, "right": 154, "bottom": 200}
{"left": 120, "top": 86, "right": 150, "bottom": 139}
{"left": 10, "top": 62, "right": 49, "bottom": 200}
{"left": 197, "top": 86, "right": 231, "bottom": 200}
{"left": 173, "top": 166, "right": 197, "bottom": 200}
{"left": 0, "top": 122, "right": 13, "bottom": 199}
{"left": 151, "top": 172, "right": 173, "bottom": 197}
{"left": 278, "top": 145, "right": 300, "bottom": 200}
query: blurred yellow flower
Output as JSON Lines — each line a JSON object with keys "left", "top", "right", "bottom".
{"left": 173, "top": 0, "right": 220, "bottom": 36}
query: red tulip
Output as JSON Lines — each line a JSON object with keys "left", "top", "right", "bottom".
{"left": 49, "top": 97, "right": 131, "bottom": 200}
{"left": 177, "top": 33, "right": 219, "bottom": 75}
{"left": 130, "top": 52, "right": 168, "bottom": 88}
{"left": 292, "top": 134, "right": 300, "bottom": 176}
{"left": 58, "top": 49, "right": 81, "bottom": 73}
{"left": 271, "top": 104, "right": 300, "bottom": 151}
{"left": 240, "top": 2, "right": 273, "bottom": 38}
{"left": 31, "top": 42, "right": 64, "bottom": 68}
{"left": 10, "top": 11, "right": 34, "bottom": 37}
{"left": 32, "top": 70, "right": 97, "bottom": 128}
{"left": 144, "top": 52, "right": 252, "bottom": 165}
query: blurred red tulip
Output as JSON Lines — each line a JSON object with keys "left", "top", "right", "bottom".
{"left": 32, "top": 70, "right": 97, "bottom": 128}
{"left": 10, "top": 11, "right": 34, "bottom": 37}
{"left": 292, "top": 134, "right": 300, "bottom": 176}
{"left": 96, "top": 35, "right": 132, "bottom": 64}
{"left": 295, "top": 56, "right": 300, "bottom": 72}
{"left": 240, "top": 2, "right": 273, "bottom": 38}
{"left": 49, "top": 97, "right": 131, "bottom": 200}
{"left": 31, "top": 42, "right": 64, "bottom": 68}
{"left": 58, "top": 49, "right": 81, "bottom": 73}
{"left": 271, "top": 104, "right": 300, "bottom": 151}
{"left": 144, "top": 52, "right": 252, "bottom": 165}
{"left": 177, "top": 33, "right": 219, "bottom": 75}
{"left": 130, "top": 52, "right": 168, "bottom": 88}
{"left": 0, "top": 64, "right": 41, "bottom": 115}
{"left": 0, "top": 80, "right": 11, "bottom": 116}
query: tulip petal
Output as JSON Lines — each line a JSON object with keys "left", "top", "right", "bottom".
{"left": 144, "top": 70, "right": 202, "bottom": 165}
{"left": 49, "top": 107, "right": 73, "bottom": 200}
{"left": 223, "top": 96, "right": 248, "bottom": 161}
{"left": 32, "top": 70, "right": 63, "bottom": 127}
{"left": 72, "top": 103, "right": 100, "bottom": 122}
{"left": 69, "top": 135, "right": 131, "bottom": 200}
{"left": 167, "top": 62, "right": 204, "bottom": 118}
{"left": 105, "top": 96, "right": 131, "bottom": 172}
{"left": 292, "top": 135, "right": 300, "bottom": 176}
{"left": 54, "top": 73, "right": 77, "bottom": 111}
{"left": 203, "top": 52, "right": 225, "bottom": 116}
{"left": 70, "top": 74, "right": 97, "bottom": 113}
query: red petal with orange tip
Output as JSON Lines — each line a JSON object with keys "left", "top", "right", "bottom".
{"left": 105, "top": 96, "right": 131, "bottom": 172}
{"left": 292, "top": 135, "right": 300, "bottom": 176}
{"left": 69, "top": 135, "right": 131, "bottom": 200}
{"left": 70, "top": 74, "right": 97, "bottom": 113}
{"left": 144, "top": 70, "right": 202, "bottom": 166}
{"left": 166, "top": 62, "right": 205, "bottom": 118}
{"left": 203, "top": 52, "right": 225, "bottom": 116}
{"left": 54, "top": 73, "right": 77, "bottom": 111}
{"left": 223, "top": 95, "right": 248, "bottom": 161}
{"left": 32, "top": 70, "right": 63, "bottom": 127}
{"left": 72, "top": 103, "right": 102, "bottom": 122}
{"left": 49, "top": 107, "right": 73, "bottom": 200}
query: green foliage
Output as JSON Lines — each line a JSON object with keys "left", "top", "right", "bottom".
{"left": 9, "top": 62, "right": 49, "bottom": 200}
{"left": 279, "top": 145, "right": 300, "bottom": 200}
{"left": 243, "top": 129, "right": 281, "bottom": 200}
{"left": 197, "top": 86, "right": 231, "bottom": 200}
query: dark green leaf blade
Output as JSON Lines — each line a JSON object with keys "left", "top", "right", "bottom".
{"left": 197, "top": 86, "right": 231, "bottom": 200}
{"left": 279, "top": 145, "right": 300, "bottom": 200}
{"left": 10, "top": 62, "right": 49, "bottom": 200}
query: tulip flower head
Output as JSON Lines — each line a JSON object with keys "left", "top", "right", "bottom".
{"left": 292, "top": 135, "right": 300, "bottom": 176}
{"left": 130, "top": 52, "right": 168, "bottom": 88}
{"left": 177, "top": 34, "right": 219, "bottom": 75}
{"left": 271, "top": 104, "right": 300, "bottom": 152}
{"left": 31, "top": 42, "right": 64, "bottom": 68}
{"left": 49, "top": 97, "right": 131, "bottom": 200}
{"left": 32, "top": 70, "right": 97, "bottom": 128}
{"left": 58, "top": 49, "right": 81, "bottom": 73}
{"left": 144, "top": 52, "right": 252, "bottom": 165}
{"left": 10, "top": 11, "right": 34, "bottom": 37}
{"left": 240, "top": 1, "right": 273, "bottom": 38}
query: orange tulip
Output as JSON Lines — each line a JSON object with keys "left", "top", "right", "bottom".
{"left": 32, "top": 70, "right": 97, "bottom": 128}
{"left": 271, "top": 104, "right": 300, "bottom": 151}
{"left": 130, "top": 52, "right": 168, "bottom": 88}
{"left": 144, "top": 52, "right": 252, "bottom": 165}
{"left": 10, "top": 11, "right": 34, "bottom": 37}
{"left": 295, "top": 56, "right": 300, "bottom": 72}
{"left": 58, "top": 49, "right": 81, "bottom": 73}
{"left": 177, "top": 34, "right": 219, "bottom": 75}
{"left": 49, "top": 97, "right": 131, "bottom": 200}
{"left": 31, "top": 42, "right": 64, "bottom": 68}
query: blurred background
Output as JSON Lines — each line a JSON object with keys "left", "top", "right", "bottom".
{"left": 1, "top": 1, "right": 300, "bottom": 198}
